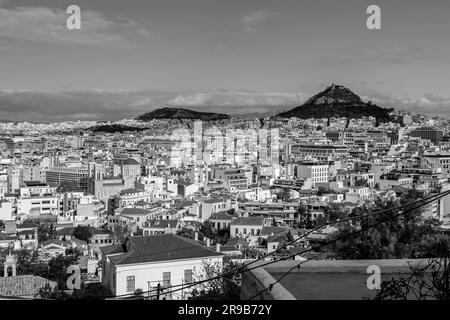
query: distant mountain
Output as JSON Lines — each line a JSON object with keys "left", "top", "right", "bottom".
{"left": 277, "top": 84, "right": 394, "bottom": 123}
{"left": 89, "top": 124, "right": 147, "bottom": 133}
{"left": 137, "top": 107, "right": 230, "bottom": 121}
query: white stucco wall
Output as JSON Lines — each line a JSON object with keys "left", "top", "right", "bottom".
{"left": 109, "top": 256, "right": 223, "bottom": 297}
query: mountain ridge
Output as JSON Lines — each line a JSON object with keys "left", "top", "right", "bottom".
{"left": 277, "top": 84, "right": 394, "bottom": 123}
{"left": 136, "top": 107, "right": 230, "bottom": 121}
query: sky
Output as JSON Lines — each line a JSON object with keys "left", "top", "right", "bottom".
{"left": 0, "top": 0, "right": 449, "bottom": 122}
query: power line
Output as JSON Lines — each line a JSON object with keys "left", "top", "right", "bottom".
{"left": 38, "top": 189, "right": 450, "bottom": 300}
{"left": 111, "top": 189, "right": 450, "bottom": 300}
{"left": 248, "top": 189, "right": 450, "bottom": 299}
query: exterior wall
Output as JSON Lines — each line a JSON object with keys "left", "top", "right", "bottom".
{"left": 240, "top": 266, "right": 296, "bottom": 300}
{"left": 230, "top": 224, "right": 263, "bottom": 238}
{"left": 379, "top": 177, "right": 413, "bottom": 190}
{"left": 210, "top": 219, "right": 232, "bottom": 230}
{"left": 296, "top": 164, "right": 329, "bottom": 186}
{"left": 109, "top": 256, "right": 223, "bottom": 297}
{"left": 0, "top": 200, "right": 13, "bottom": 221}
{"left": 201, "top": 201, "right": 230, "bottom": 221}
{"left": 17, "top": 196, "right": 59, "bottom": 215}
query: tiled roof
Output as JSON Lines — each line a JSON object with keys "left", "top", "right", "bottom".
{"left": 209, "top": 212, "right": 233, "bottom": 220}
{"left": 41, "top": 239, "right": 70, "bottom": 247}
{"left": 120, "top": 208, "right": 152, "bottom": 216}
{"left": 202, "top": 198, "right": 225, "bottom": 204}
{"left": 231, "top": 217, "right": 264, "bottom": 226}
{"left": 56, "top": 227, "right": 76, "bottom": 236}
{"left": 0, "top": 232, "right": 19, "bottom": 241}
{"left": 261, "top": 226, "right": 289, "bottom": 236}
{"left": 266, "top": 235, "right": 285, "bottom": 243}
{"left": 0, "top": 276, "right": 57, "bottom": 297}
{"left": 123, "top": 158, "right": 140, "bottom": 165}
{"left": 120, "top": 188, "right": 142, "bottom": 195}
{"left": 106, "top": 234, "right": 223, "bottom": 265}
{"left": 100, "top": 244, "right": 124, "bottom": 255}
{"left": 17, "top": 223, "right": 39, "bottom": 229}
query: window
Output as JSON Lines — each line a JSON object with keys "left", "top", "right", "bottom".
{"left": 243, "top": 228, "right": 247, "bottom": 234}
{"left": 126, "top": 276, "right": 135, "bottom": 292}
{"left": 163, "top": 272, "right": 171, "bottom": 287}
{"left": 184, "top": 269, "right": 193, "bottom": 283}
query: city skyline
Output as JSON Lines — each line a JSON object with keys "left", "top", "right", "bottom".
{"left": 0, "top": 0, "right": 450, "bottom": 122}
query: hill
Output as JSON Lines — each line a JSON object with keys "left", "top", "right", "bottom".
{"left": 277, "top": 84, "right": 394, "bottom": 123}
{"left": 136, "top": 107, "right": 230, "bottom": 121}
{"left": 89, "top": 124, "right": 147, "bottom": 133}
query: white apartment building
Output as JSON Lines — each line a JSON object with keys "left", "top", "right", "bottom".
{"left": 296, "top": 162, "right": 329, "bottom": 187}
{"left": 17, "top": 196, "right": 59, "bottom": 215}
{"left": 101, "top": 234, "right": 223, "bottom": 298}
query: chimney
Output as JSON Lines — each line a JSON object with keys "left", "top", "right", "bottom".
{"left": 194, "top": 232, "right": 198, "bottom": 241}
{"left": 216, "top": 243, "right": 221, "bottom": 252}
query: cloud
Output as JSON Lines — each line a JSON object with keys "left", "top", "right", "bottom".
{"left": 167, "top": 92, "right": 305, "bottom": 114}
{"left": 317, "top": 44, "right": 426, "bottom": 67}
{"left": 0, "top": 89, "right": 306, "bottom": 122}
{"left": 1, "top": 88, "right": 449, "bottom": 122}
{"left": 241, "top": 10, "right": 276, "bottom": 32}
{"left": 358, "top": 89, "right": 450, "bottom": 118}
{"left": 0, "top": 6, "right": 152, "bottom": 48}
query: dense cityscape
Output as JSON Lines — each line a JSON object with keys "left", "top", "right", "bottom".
{"left": 1, "top": 0, "right": 450, "bottom": 306}
{"left": 1, "top": 84, "right": 450, "bottom": 300}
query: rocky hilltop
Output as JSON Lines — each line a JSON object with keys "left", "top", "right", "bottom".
{"left": 278, "top": 84, "right": 394, "bottom": 123}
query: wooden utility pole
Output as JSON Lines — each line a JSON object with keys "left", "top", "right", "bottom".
{"left": 156, "top": 283, "right": 161, "bottom": 300}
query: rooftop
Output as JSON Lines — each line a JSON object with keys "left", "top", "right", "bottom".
{"left": 105, "top": 234, "right": 223, "bottom": 265}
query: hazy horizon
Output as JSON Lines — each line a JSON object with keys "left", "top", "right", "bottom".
{"left": 1, "top": 0, "right": 449, "bottom": 122}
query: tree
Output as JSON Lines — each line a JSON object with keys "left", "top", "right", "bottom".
{"left": 374, "top": 241, "right": 450, "bottom": 300}
{"left": 354, "top": 179, "right": 369, "bottom": 187}
{"left": 15, "top": 249, "right": 49, "bottom": 277}
{"left": 271, "top": 217, "right": 277, "bottom": 227}
{"left": 200, "top": 221, "right": 215, "bottom": 241}
{"left": 112, "top": 224, "right": 130, "bottom": 243}
{"left": 326, "top": 191, "right": 450, "bottom": 260}
{"left": 177, "top": 227, "right": 195, "bottom": 239}
{"left": 317, "top": 186, "right": 329, "bottom": 196}
{"left": 133, "top": 288, "right": 144, "bottom": 298}
{"left": 48, "top": 254, "right": 79, "bottom": 290}
{"left": 285, "top": 231, "right": 294, "bottom": 242}
{"left": 37, "top": 223, "right": 57, "bottom": 243}
{"left": 190, "top": 260, "right": 240, "bottom": 300}
{"left": 296, "top": 205, "right": 314, "bottom": 229}
{"left": 73, "top": 226, "right": 92, "bottom": 243}
{"left": 323, "top": 203, "right": 346, "bottom": 222}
